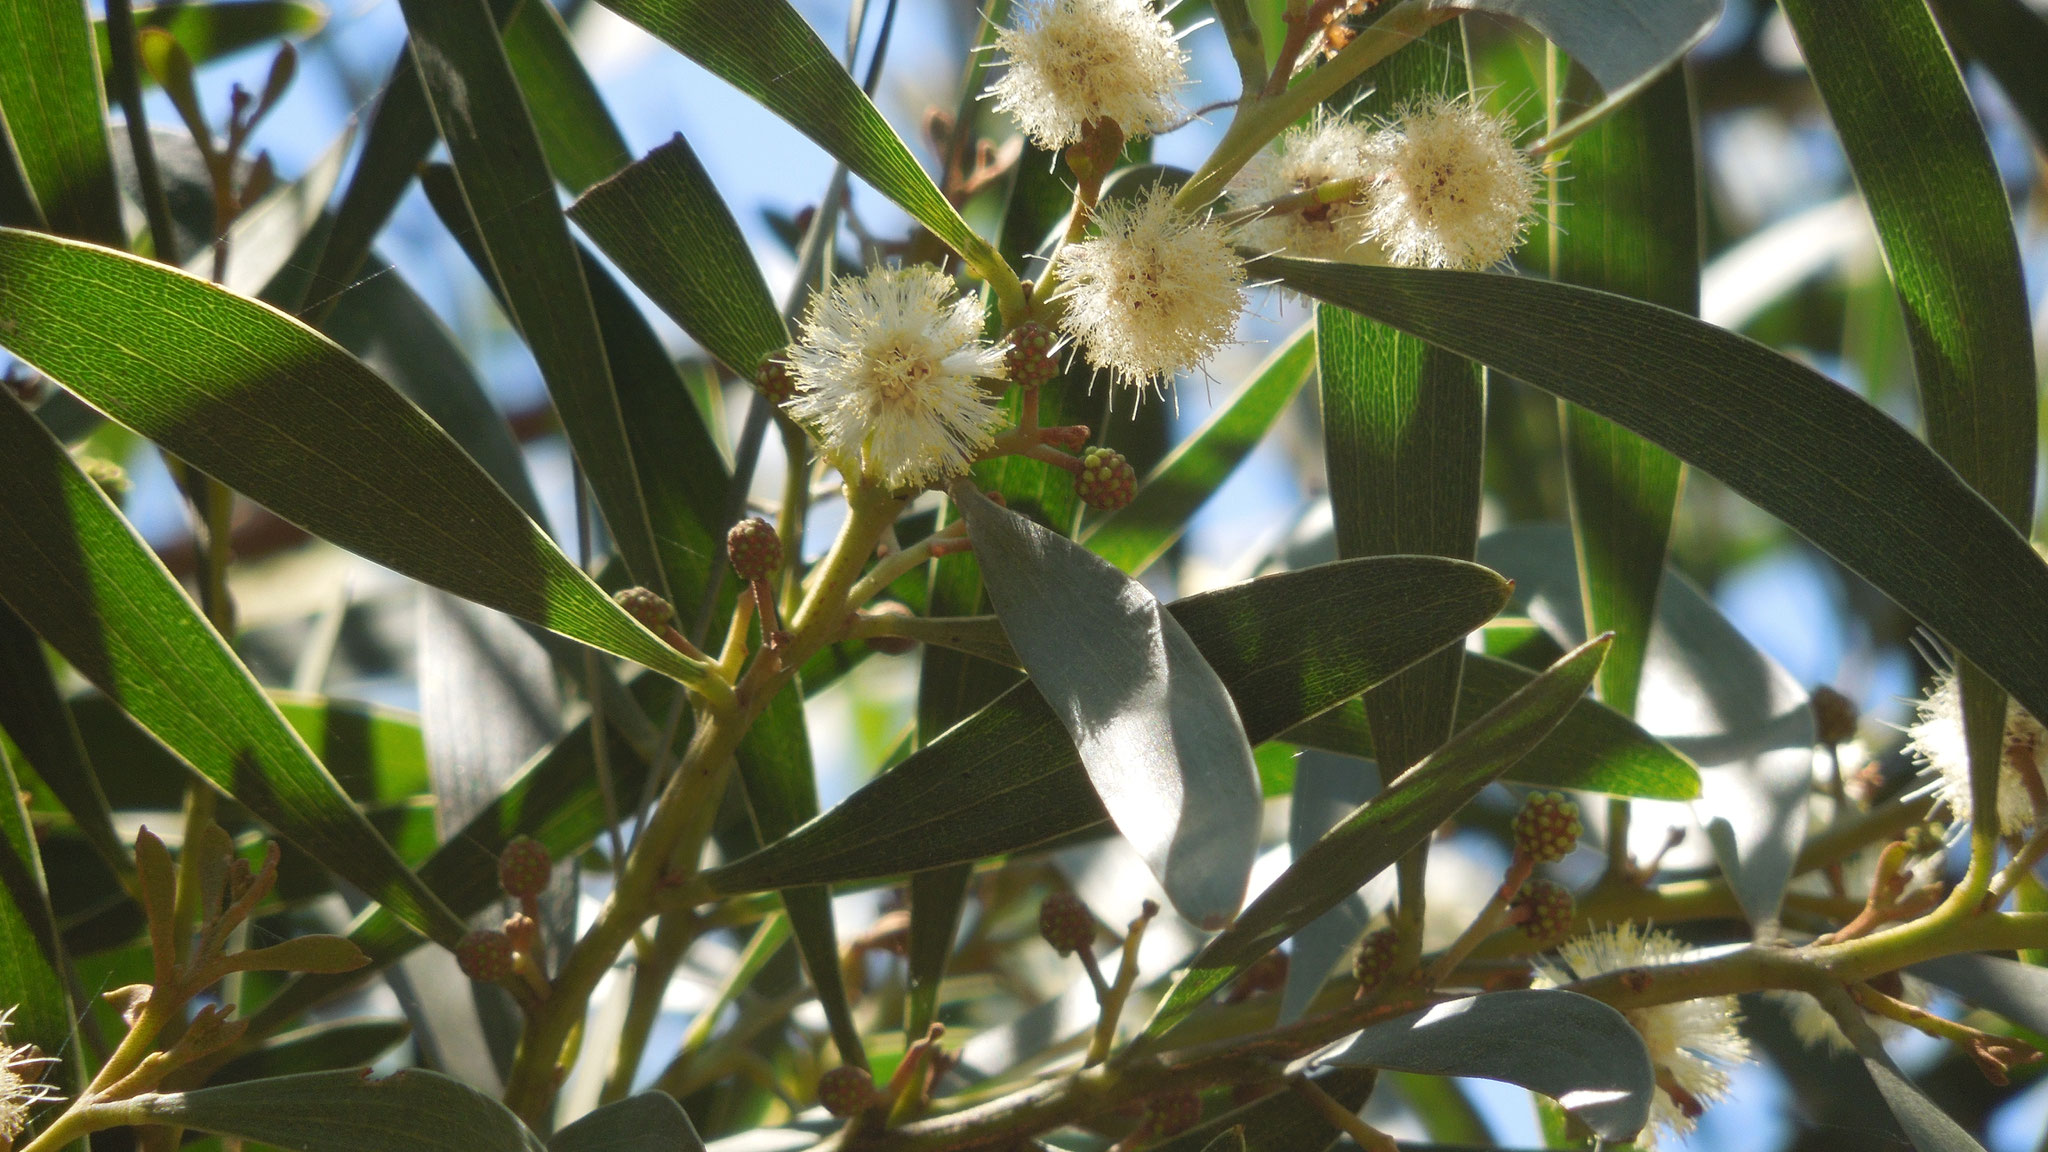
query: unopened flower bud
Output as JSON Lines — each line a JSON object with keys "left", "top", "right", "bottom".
{"left": 1037, "top": 891, "right": 1096, "bottom": 956}
{"left": 497, "top": 836, "right": 551, "bottom": 901}
{"left": 817, "top": 1064, "right": 876, "bottom": 1117}
{"left": 727, "top": 518, "right": 783, "bottom": 582}
{"left": 1004, "top": 322, "right": 1060, "bottom": 387}
{"left": 1074, "top": 447, "right": 1136, "bottom": 512}
{"left": 1513, "top": 791, "right": 1581, "bottom": 864}
{"left": 454, "top": 929, "right": 514, "bottom": 983}
{"left": 1513, "top": 878, "right": 1575, "bottom": 948}
{"left": 755, "top": 353, "right": 797, "bottom": 405}
{"left": 613, "top": 587, "right": 675, "bottom": 631}
{"left": 1353, "top": 927, "right": 1400, "bottom": 991}
{"left": 1810, "top": 685, "right": 1858, "bottom": 746}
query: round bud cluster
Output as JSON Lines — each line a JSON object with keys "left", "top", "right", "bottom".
{"left": 498, "top": 836, "right": 551, "bottom": 901}
{"left": 1352, "top": 927, "right": 1400, "bottom": 991}
{"left": 1810, "top": 685, "right": 1859, "bottom": 746}
{"left": 1514, "top": 878, "right": 1575, "bottom": 948}
{"left": 1004, "top": 322, "right": 1060, "bottom": 388}
{"left": 1148, "top": 1091, "right": 1202, "bottom": 1136}
{"left": 1512, "top": 791, "right": 1582, "bottom": 863}
{"left": 1074, "top": 447, "right": 1137, "bottom": 512}
{"left": 817, "top": 1064, "right": 876, "bottom": 1117}
{"left": 454, "top": 929, "right": 514, "bottom": 983}
{"left": 613, "top": 587, "right": 675, "bottom": 631}
{"left": 727, "top": 518, "right": 783, "bottom": 582}
{"left": 1037, "top": 891, "right": 1096, "bottom": 956}
{"left": 755, "top": 354, "right": 797, "bottom": 405}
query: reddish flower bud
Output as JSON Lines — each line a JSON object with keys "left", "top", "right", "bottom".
{"left": 1074, "top": 447, "right": 1137, "bottom": 512}
{"left": 454, "top": 929, "right": 514, "bottom": 983}
{"left": 497, "top": 836, "right": 552, "bottom": 901}
{"left": 728, "top": 517, "right": 783, "bottom": 582}
{"left": 1004, "top": 322, "right": 1060, "bottom": 387}
{"left": 817, "top": 1064, "right": 876, "bottom": 1117}
{"left": 1512, "top": 791, "right": 1581, "bottom": 864}
{"left": 1037, "top": 891, "right": 1096, "bottom": 956}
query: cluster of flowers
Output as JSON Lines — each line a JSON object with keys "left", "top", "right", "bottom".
{"left": 777, "top": 0, "right": 1537, "bottom": 496}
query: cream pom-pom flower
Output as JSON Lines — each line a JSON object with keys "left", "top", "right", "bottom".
{"left": 1362, "top": 94, "right": 1539, "bottom": 270}
{"left": 0, "top": 1007, "right": 60, "bottom": 1143}
{"left": 1905, "top": 669, "right": 2044, "bottom": 836}
{"left": 1534, "top": 924, "right": 1752, "bottom": 1150}
{"left": 1230, "top": 116, "right": 1382, "bottom": 262}
{"left": 784, "top": 264, "right": 1008, "bottom": 491}
{"left": 987, "top": 0, "right": 1190, "bottom": 151}
{"left": 1050, "top": 186, "right": 1246, "bottom": 391}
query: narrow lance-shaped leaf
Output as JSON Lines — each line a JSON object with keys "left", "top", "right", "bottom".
{"left": 1258, "top": 259, "right": 2048, "bottom": 738}
{"left": 1144, "top": 634, "right": 1610, "bottom": 1038}
{"left": 0, "top": 0, "right": 124, "bottom": 243}
{"left": 569, "top": 135, "right": 789, "bottom": 379}
{"left": 0, "top": 740, "right": 81, "bottom": 1117}
{"left": 0, "top": 228, "right": 707, "bottom": 687}
{"left": 1321, "top": 989, "right": 1655, "bottom": 1143}
{"left": 548, "top": 1093, "right": 704, "bottom": 1152}
{"left": 127, "top": 1070, "right": 547, "bottom": 1152}
{"left": 0, "top": 390, "right": 467, "bottom": 946}
{"left": 707, "top": 556, "right": 1510, "bottom": 894}
{"left": 1928, "top": 0, "right": 2048, "bottom": 155}
{"left": 1283, "top": 651, "right": 1700, "bottom": 801}
{"left": 1815, "top": 987, "right": 1990, "bottom": 1152}
{"left": 955, "top": 484, "right": 1263, "bottom": 928}
{"left": 1780, "top": 0, "right": 2038, "bottom": 867}
{"left": 396, "top": 0, "right": 665, "bottom": 590}
{"left": 0, "top": 603, "right": 125, "bottom": 872}
{"left": 501, "top": 0, "right": 630, "bottom": 195}
{"left": 1554, "top": 66, "right": 1696, "bottom": 718}
{"left": 594, "top": 0, "right": 1008, "bottom": 286}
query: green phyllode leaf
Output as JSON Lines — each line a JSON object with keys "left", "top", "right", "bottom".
{"left": 0, "top": 228, "right": 707, "bottom": 688}
{"left": 1781, "top": 0, "right": 2037, "bottom": 876}
{"left": 1282, "top": 652, "right": 1699, "bottom": 801}
{"left": 395, "top": 0, "right": 665, "bottom": 591}
{"left": 0, "top": 741, "right": 81, "bottom": 1118}
{"left": 1321, "top": 989, "right": 1655, "bottom": 1143}
{"left": 954, "top": 483, "right": 1262, "bottom": 929}
{"left": 1552, "top": 66, "right": 1697, "bottom": 719}
{"left": 0, "top": 0, "right": 124, "bottom": 243}
{"left": 706, "top": 556, "right": 1510, "bottom": 894}
{"left": 129, "top": 1069, "right": 547, "bottom": 1152}
{"left": 0, "top": 390, "right": 465, "bottom": 945}
{"left": 569, "top": 134, "right": 788, "bottom": 379}
{"left": 594, "top": 0, "right": 1009, "bottom": 288}
{"left": 1144, "top": 634, "right": 1610, "bottom": 1038}
{"left": 1260, "top": 259, "right": 2048, "bottom": 742}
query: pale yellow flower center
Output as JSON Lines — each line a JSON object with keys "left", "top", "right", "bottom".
{"left": 867, "top": 339, "right": 933, "bottom": 405}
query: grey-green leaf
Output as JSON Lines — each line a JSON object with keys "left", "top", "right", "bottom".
{"left": 958, "top": 482, "right": 1277, "bottom": 929}
{"left": 130, "top": 1069, "right": 546, "bottom": 1152}
{"left": 1440, "top": 0, "right": 1717, "bottom": 95}
{"left": 706, "top": 556, "right": 1509, "bottom": 894}
{"left": 1321, "top": 989, "right": 1654, "bottom": 1143}
{"left": 549, "top": 1092, "right": 704, "bottom": 1152}
{"left": 1479, "top": 523, "right": 1811, "bottom": 930}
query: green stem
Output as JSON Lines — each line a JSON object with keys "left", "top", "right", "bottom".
{"left": 599, "top": 912, "right": 697, "bottom": 1105}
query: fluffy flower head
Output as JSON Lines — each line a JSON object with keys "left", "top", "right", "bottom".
{"left": 987, "top": 0, "right": 1188, "bottom": 150}
{"left": 1905, "top": 670, "right": 2044, "bottom": 836}
{"left": 1051, "top": 187, "right": 1246, "bottom": 391}
{"left": 1534, "top": 924, "right": 1751, "bottom": 1149}
{"left": 0, "top": 1007, "right": 60, "bottom": 1142}
{"left": 785, "top": 264, "right": 1007, "bottom": 491}
{"left": 1362, "top": 95, "right": 1538, "bottom": 270}
{"left": 1231, "top": 116, "right": 1381, "bottom": 262}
